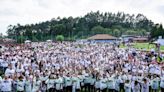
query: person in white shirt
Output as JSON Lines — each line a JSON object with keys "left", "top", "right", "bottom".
{"left": 160, "top": 75, "right": 164, "bottom": 92}
{"left": 124, "top": 80, "right": 131, "bottom": 92}
{"left": 54, "top": 74, "right": 64, "bottom": 92}
{"left": 72, "top": 74, "right": 81, "bottom": 92}
{"left": 65, "top": 73, "right": 72, "bottom": 92}
{"left": 25, "top": 76, "right": 32, "bottom": 92}
{"left": 99, "top": 74, "right": 108, "bottom": 92}
{"left": 151, "top": 75, "right": 160, "bottom": 92}
{"left": 141, "top": 78, "right": 149, "bottom": 92}
{"left": 107, "top": 74, "right": 115, "bottom": 92}
{"left": 16, "top": 76, "right": 25, "bottom": 92}
{"left": 5, "top": 64, "right": 15, "bottom": 77}
{"left": 132, "top": 81, "right": 140, "bottom": 92}
{"left": 0, "top": 76, "right": 12, "bottom": 92}
{"left": 95, "top": 73, "right": 100, "bottom": 92}
{"left": 32, "top": 76, "right": 41, "bottom": 92}
{"left": 46, "top": 75, "right": 55, "bottom": 92}
{"left": 90, "top": 73, "right": 96, "bottom": 92}
{"left": 83, "top": 70, "right": 91, "bottom": 92}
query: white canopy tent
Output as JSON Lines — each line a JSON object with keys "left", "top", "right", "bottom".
{"left": 46, "top": 39, "right": 52, "bottom": 42}
{"left": 154, "top": 39, "right": 164, "bottom": 46}
{"left": 25, "top": 40, "right": 31, "bottom": 43}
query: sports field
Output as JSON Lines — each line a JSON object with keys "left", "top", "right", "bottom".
{"left": 120, "top": 42, "right": 164, "bottom": 52}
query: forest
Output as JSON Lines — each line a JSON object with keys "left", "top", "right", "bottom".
{"left": 6, "top": 11, "right": 164, "bottom": 42}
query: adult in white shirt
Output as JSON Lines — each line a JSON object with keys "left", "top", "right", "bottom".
{"left": 99, "top": 75, "right": 108, "bottom": 92}
{"left": 46, "top": 75, "right": 55, "bottom": 92}
{"left": 107, "top": 75, "right": 115, "bottom": 92}
{"left": 151, "top": 75, "right": 160, "bottom": 92}
{"left": 94, "top": 74, "right": 100, "bottom": 92}
{"left": 16, "top": 76, "right": 25, "bottom": 92}
{"left": 141, "top": 78, "right": 149, "bottom": 92}
{"left": 32, "top": 77, "right": 41, "bottom": 92}
{"left": 25, "top": 76, "right": 32, "bottom": 92}
{"left": 132, "top": 81, "right": 140, "bottom": 92}
{"left": 160, "top": 76, "right": 164, "bottom": 92}
{"left": 72, "top": 74, "right": 80, "bottom": 92}
{"left": 5, "top": 64, "right": 15, "bottom": 77}
{"left": 54, "top": 75, "right": 64, "bottom": 92}
{"left": 65, "top": 73, "right": 72, "bottom": 92}
{"left": 0, "top": 76, "right": 12, "bottom": 92}
{"left": 124, "top": 80, "right": 131, "bottom": 92}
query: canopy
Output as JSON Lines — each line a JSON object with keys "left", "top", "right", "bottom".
{"left": 153, "top": 39, "right": 164, "bottom": 46}
{"left": 25, "top": 40, "right": 31, "bottom": 43}
{"left": 46, "top": 39, "right": 52, "bottom": 42}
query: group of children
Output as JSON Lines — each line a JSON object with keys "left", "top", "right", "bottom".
{"left": 0, "top": 41, "right": 163, "bottom": 92}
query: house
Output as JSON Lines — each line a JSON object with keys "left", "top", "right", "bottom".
{"left": 87, "top": 34, "right": 118, "bottom": 43}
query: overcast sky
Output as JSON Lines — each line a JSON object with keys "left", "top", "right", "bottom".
{"left": 0, "top": 0, "right": 164, "bottom": 35}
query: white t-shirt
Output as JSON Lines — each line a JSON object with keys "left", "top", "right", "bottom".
{"left": 124, "top": 83, "right": 131, "bottom": 92}
{"left": 25, "top": 80, "right": 32, "bottom": 92}
{"left": 65, "top": 77, "right": 72, "bottom": 86}
{"left": 141, "top": 82, "right": 149, "bottom": 92}
{"left": 99, "top": 78, "right": 108, "bottom": 90}
{"left": 32, "top": 80, "right": 41, "bottom": 92}
{"left": 5, "top": 68, "right": 15, "bottom": 76}
{"left": 0, "top": 79, "right": 12, "bottom": 91}
{"left": 16, "top": 80, "right": 25, "bottom": 91}
{"left": 160, "top": 76, "right": 164, "bottom": 88}
{"left": 107, "top": 77, "right": 115, "bottom": 89}
{"left": 46, "top": 79, "right": 55, "bottom": 90}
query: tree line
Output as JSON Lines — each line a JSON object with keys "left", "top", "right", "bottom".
{"left": 6, "top": 11, "right": 164, "bottom": 42}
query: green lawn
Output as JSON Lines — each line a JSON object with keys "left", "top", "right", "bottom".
{"left": 120, "top": 42, "right": 164, "bottom": 52}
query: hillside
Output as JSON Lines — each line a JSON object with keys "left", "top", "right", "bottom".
{"left": 6, "top": 11, "right": 164, "bottom": 42}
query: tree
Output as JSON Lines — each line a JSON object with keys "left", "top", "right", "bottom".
{"left": 125, "top": 30, "right": 137, "bottom": 35}
{"left": 113, "top": 29, "right": 121, "bottom": 37}
{"left": 6, "top": 11, "right": 158, "bottom": 41}
{"left": 91, "top": 26, "right": 105, "bottom": 35}
{"left": 56, "top": 35, "right": 64, "bottom": 41}
{"left": 51, "top": 24, "right": 66, "bottom": 36}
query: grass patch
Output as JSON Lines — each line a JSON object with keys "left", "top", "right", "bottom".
{"left": 120, "top": 42, "right": 164, "bottom": 52}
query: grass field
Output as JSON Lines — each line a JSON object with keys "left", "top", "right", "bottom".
{"left": 120, "top": 42, "right": 164, "bottom": 52}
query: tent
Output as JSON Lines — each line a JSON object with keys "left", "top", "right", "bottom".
{"left": 25, "top": 40, "right": 31, "bottom": 43}
{"left": 153, "top": 39, "right": 164, "bottom": 46}
{"left": 46, "top": 39, "right": 52, "bottom": 42}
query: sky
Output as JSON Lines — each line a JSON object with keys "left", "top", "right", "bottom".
{"left": 0, "top": 0, "right": 164, "bottom": 35}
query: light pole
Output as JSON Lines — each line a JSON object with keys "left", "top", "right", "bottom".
{"left": 20, "top": 31, "right": 23, "bottom": 43}
{"left": 32, "top": 30, "right": 37, "bottom": 42}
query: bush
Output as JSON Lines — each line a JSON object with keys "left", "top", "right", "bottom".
{"left": 56, "top": 35, "right": 64, "bottom": 41}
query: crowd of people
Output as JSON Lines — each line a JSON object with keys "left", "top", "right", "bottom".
{"left": 0, "top": 41, "right": 163, "bottom": 92}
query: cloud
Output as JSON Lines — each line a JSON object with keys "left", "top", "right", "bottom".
{"left": 0, "top": 0, "right": 164, "bottom": 35}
